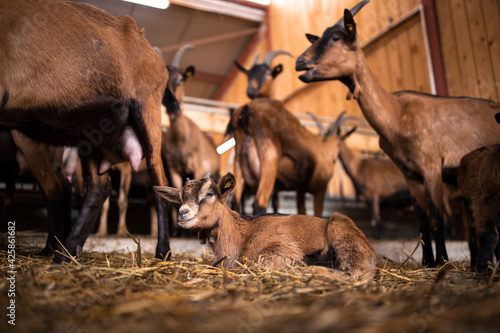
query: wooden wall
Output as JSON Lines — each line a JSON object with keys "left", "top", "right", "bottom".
{"left": 436, "top": 0, "right": 500, "bottom": 101}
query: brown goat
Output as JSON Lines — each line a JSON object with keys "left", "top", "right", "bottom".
{"left": 295, "top": 0, "right": 500, "bottom": 266}
{"left": 229, "top": 51, "right": 345, "bottom": 216}
{"left": 308, "top": 112, "right": 410, "bottom": 238}
{"left": 161, "top": 44, "right": 221, "bottom": 188}
{"left": 0, "top": 0, "right": 178, "bottom": 262}
{"left": 458, "top": 115, "right": 500, "bottom": 271}
{"left": 0, "top": 131, "right": 71, "bottom": 255}
{"left": 228, "top": 102, "right": 346, "bottom": 217}
{"left": 154, "top": 173, "right": 377, "bottom": 280}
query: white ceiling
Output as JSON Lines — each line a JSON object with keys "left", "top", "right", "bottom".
{"left": 74, "top": 0, "right": 265, "bottom": 99}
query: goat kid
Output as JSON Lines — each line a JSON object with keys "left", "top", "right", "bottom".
{"left": 295, "top": 0, "right": 500, "bottom": 266}
{"left": 0, "top": 0, "right": 178, "bottom": 262}
{"left": 154, "top": 173, "right": 377, "bottom": 280}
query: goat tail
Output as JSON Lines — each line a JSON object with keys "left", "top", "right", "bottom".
{"left": 162, "top": 86, "right": 181, "bottom": 117}
{"left": 0, "top": 91, "right": 8, "bottom": 111}
{"left": 224, "top": 105, "right": 252, "bottom": 138}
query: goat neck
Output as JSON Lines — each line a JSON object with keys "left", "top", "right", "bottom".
{"left": 210, "top": 208, "right": 249, "bottom": 268}
{"left": 351, "top": 53, "right": 401, "bottom": 140}
{"left": 338, "top": 140, "right": 362, "bottom": 180}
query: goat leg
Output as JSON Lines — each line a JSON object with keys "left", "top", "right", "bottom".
{"left": 116, "top": 164, "right": 132, "bottom": 237}
{"left": 54, "top": 154, "right": 112, "bottom": 263}
{"left": 128, "top": 99, "right": 171, "bottom": 260}
{"left": 97, "top": 197, "right": 110, "bottom": 237}
{"left": 296, "top": 190, "right": 306, "bottom": 215}
{"left": 371, "top": 197, "right": 382, "bottom": 239}
{"left": 426, "top": 174, "right": 449, "bottom": 265}
{"left": 11, "top": 131, "right": 69, "bottom": 256}
{"left": 406, "top": 179, "right": 435, "bottom": 267}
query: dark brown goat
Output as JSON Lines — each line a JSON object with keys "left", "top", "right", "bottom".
{"left": 229, "top": 51, "right": 345, "bottom": 216}
{"left": 458, "top": 114, "right": 500, "bottom": 271}
{"left": 0, "top": 131, "right": 71, "bottom": 254}
{"left": 295, "top": 0, "right": 500, "bottom": 266}
{"left": 0, "top": 0, "right": 177, "bottom": 262}
{"left": 154, "top": 173, "right": 377, "bottom": 279}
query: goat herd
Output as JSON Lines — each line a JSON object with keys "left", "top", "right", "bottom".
{"left": 1, "top": 0, "right": 499, "bottom": 280}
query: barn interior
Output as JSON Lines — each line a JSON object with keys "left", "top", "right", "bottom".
{"left": 1, "top": 0, "right": 499, "bottom": 332}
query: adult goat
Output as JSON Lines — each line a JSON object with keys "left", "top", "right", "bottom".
{"left": 0, "top": 0, "right": 178, "bottom": 262}
{"left": 296, "top": 0, "right": 500, "bottom": 266}
{"left": 229, "top": 51, "right": 346, "bottom": 217}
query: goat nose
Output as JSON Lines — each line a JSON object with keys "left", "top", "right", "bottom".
{"left": 179, "top": 208, "right": 190, "bottom": 220}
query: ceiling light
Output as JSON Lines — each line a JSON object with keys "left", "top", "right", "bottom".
{"left": 121, "top": 0, "right": 170, "bottom": 9}
{"left": 244, "top": 0, "right": 271, "bottom": 5}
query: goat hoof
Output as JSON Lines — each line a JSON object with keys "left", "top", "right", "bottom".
{"left": 36, "top": 247, "right": 54, "bottom": 257}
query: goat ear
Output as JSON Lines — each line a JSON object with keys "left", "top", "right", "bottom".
{"left": 217, "top": 173, "right": 236, "bottom": 200}
{"left": 153, "top": 186, "right": 181, "bottom": 204}
{"left": 344, "top": 9, "right": 357, "bottom": 41}
{"left": 234, "top": 61, "right": 248, "bottom": 74}
{"left": 183, "top": 66, "right": 195, "bottom": 81}
{"left": 306, "top": 33, "right": 319, "bottom": 44}
{"left": 272, "top": 64, "right": 283, "bottom": 78}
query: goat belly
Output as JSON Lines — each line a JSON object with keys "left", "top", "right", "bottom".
{"left": 4, "top": 99, "right": 136, "bottom": 155}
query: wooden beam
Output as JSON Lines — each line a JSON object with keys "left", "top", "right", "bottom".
{"left": 159, "top": 28, "right": 259, "bottom": 53}
{"left": 213, "top": 28, "right": 262, "bottom": 100}
{"left": 421, "top": 0, "right": 448, "bottom": 96}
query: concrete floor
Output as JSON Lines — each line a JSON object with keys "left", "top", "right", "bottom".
{"left": 3, "top": 186, "right": 470, "bottom": 265}
{"left": 15, "top": 232, "right": 470, "bottom": 265}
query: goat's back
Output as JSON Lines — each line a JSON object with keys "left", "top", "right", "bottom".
{"left": 242, "top": 214, "right": 329, "bottom": 257}
{"left": 0, "top": 0, "right": 166, "bottom": 109}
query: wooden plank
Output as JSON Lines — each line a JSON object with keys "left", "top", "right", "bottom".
{"left": 422, "top": 0, "right": 448, "bottom": 95}
{"left": 396, "top": 30, "right": 416, "bottom": 90}
{"left": 407, "top": 20, "right": 432, "bottom": 93}
{"left": 449, "top": 0, "right": 479, "bottom": 97}
{"left": 435, "top": 0, "right": 464, "bottom": 96}
{"left": 480, "top": 0, "right": 500, "bottom": 101}
{"left": 464, "top": 0, "right": 497, "bottom": 100}
{"left": 386, "top": 37, "right": 405, "bottom": 91}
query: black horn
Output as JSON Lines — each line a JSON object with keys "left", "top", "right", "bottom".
{"left": 333, "top": 0, "right": 370, "bottom": 28}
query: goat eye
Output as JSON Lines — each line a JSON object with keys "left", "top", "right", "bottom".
{"left": 332, "top": 36, "right": 340, "bottom": 42}
{"left": 204, "top": 192, "right": 214, "bottom": 199}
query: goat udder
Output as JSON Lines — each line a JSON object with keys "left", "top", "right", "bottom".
{"left": 122, "top": 127, "right": 143, "bottom": 172}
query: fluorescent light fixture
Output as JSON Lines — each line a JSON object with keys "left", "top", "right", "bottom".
{"left": 122, "top": 0, "right": 170, "bottom": 9}
{"left": 217, "top": 138, "right": 235, "bottom": 155}
{"left": 244, "top": 0, "right": 271, "bottom": 5}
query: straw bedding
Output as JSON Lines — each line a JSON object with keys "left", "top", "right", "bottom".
{"left": 1, "top": 237, "right": 499, "bottom": 333}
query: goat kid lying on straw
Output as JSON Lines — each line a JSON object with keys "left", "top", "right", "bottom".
{"left": 154, "top": 173, "right": 377, "bottom": 280}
